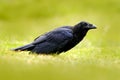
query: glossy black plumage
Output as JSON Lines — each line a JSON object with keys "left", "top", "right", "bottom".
{"left": 12, "top": 21, "right": 96, "bottom": 54}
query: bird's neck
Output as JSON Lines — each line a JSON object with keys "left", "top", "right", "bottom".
{"left": 73, "top": 29, "right": 89, "bottom": 42}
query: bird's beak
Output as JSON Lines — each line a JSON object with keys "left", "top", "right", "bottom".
{"left": 89, "top": 24, "right": 97, "bottom": 29}
{"left": 91, "top": 25, "right": 97, "bottom": 29}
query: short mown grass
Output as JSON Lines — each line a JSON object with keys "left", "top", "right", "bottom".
{"left": 1, "top": 40, "right": 120, "bottom": 80}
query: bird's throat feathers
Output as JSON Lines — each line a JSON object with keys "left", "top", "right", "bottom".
{"left": 73, "top": 27, "right": 89, "bottom": 42}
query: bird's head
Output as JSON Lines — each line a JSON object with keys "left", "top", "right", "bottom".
{"left": 75, "top": 21, "right": 97, "bottom": 30}
{"left": 73, "top": 21, "right": 96, "bottom": 36}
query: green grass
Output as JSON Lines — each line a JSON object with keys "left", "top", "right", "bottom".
{"left": 0, "top": 0, "right": 120, "bottom": 80}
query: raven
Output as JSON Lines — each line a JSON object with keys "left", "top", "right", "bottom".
{"left": 12, "top": 21, "right": 96, "bottom": 54}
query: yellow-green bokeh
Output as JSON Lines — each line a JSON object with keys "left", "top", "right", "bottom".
{"left": 0, "top": 0, "right": 120, "bottom": 47}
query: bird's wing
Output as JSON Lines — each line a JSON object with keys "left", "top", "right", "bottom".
{"left": 33, "top": 35, "right": 47, "bottom": 45}
{"left": 31, "top": 27, "right": 73, "bottom": 53}
{"left": 46, "top": 28, "right": 73, "bottom": 43}
{"left": 33, "top": 26, "right": 73, "bottom": 45}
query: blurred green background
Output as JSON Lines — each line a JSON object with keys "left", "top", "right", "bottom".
{"left": 0, "top": 0, "right": 120, "bottom": 80}
{"left": 0, "top": 0, "right": 120, "bottom": 47}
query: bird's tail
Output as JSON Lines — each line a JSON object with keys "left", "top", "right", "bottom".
{"left": 11, "top": 43, "right": 35, "bottom": 51}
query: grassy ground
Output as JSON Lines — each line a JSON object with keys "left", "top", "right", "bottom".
{"left": 0, "top": 0, "right": 120, "bottom": 80}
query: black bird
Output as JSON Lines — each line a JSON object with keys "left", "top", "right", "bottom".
{"left": 12, "top": 21, "right": 96, "bottom": 54}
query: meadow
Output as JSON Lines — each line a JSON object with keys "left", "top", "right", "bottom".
{"left": 0, "top": 0, "right": 120, "bottom": 80}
